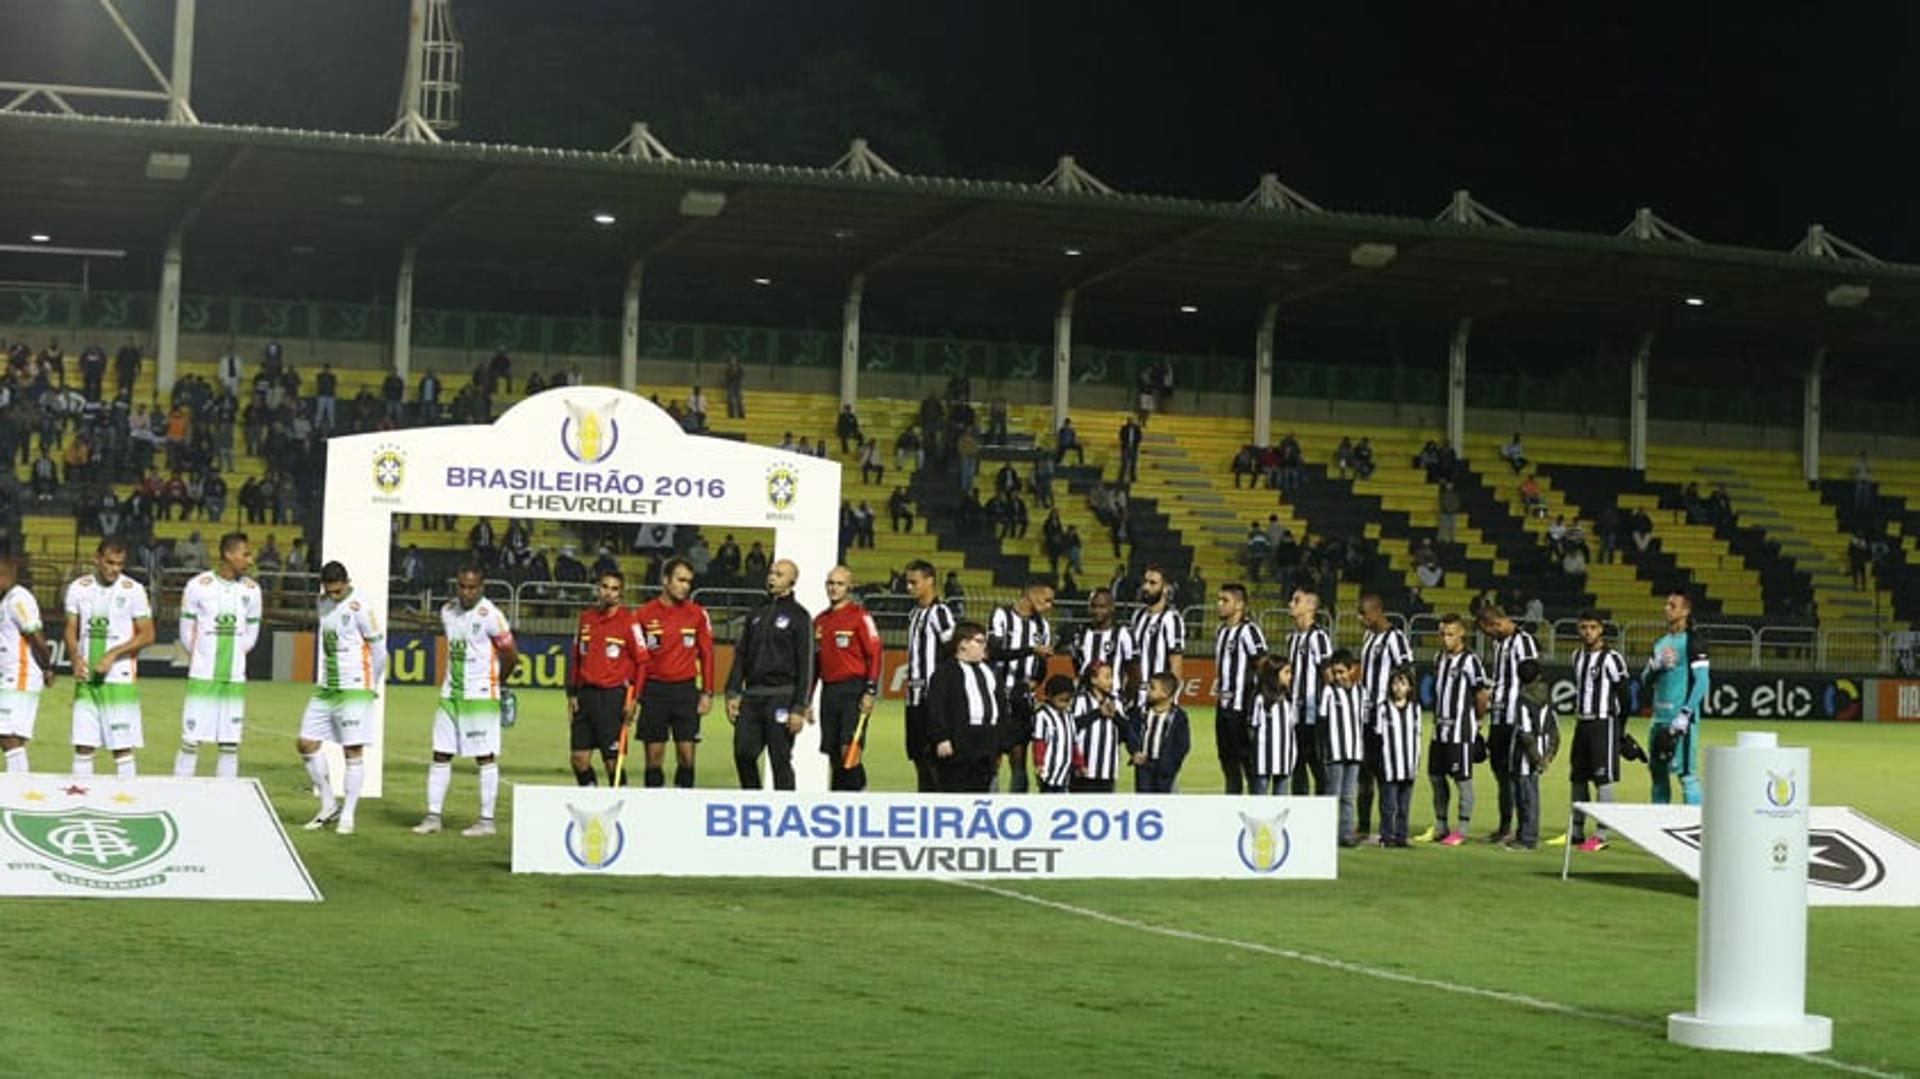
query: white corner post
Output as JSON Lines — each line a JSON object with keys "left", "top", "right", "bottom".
{"left": 167, "top": 0, "right": 197, "bottom": 123}
{"left": 620, "top": 259, "right": 643, "bottom": 390}
{"left": 1051, "top": 289, "right": 1076, "bottom": 434}
{"left": 155, "top": 229, "right": 183, "bottom": 392}
{"left": 1802, "top": 347, "right": 1825, "bottom": 485}
{"left": 1253, "top": 301, "right": 1278, "bottom": 446}
{"left": 1630, "top": 331, "right": 1652, "bottom": 471}
{"left": 392, "top": 244, "right": 416, "bottom": 378}
{"left": 1668, "top": 731, "right": 1832, "bottom": 1053}
{"left": 1446, "top": 316, "right": 1470, "bottom": 452}
{"left": 839, "top": 273, "right": 865, "bottom": 409}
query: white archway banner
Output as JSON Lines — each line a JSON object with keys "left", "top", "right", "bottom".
{"left": 323, "top": 388, "right": 840, "bottom": 797}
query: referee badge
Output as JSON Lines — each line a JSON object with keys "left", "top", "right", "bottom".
{"left": 834, "top": 630, "right": 852, "bottom": 649}
{"left": 775, "top": 615, "right": 791, "bottom": 630}
{"left": 604, "top": 641, "right": 622, "bottom": 658}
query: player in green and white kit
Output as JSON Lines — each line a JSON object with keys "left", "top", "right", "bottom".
{"left": 413, "top": 565, "right": 519, "bottom": 837}
{"left": 1642, "top": 589, "right": 1709, "bottom": 805}
{"left": 174, "top": 532, "right": 263, "bottom": 778}
{"left": 298, "top": 561, "right": 387, "bottom": 835}
{"left": 65, "top": 538, "right": 155, "bottom": 777}
{"left": 0, "top": 556, "right": 57, "bottom": 772}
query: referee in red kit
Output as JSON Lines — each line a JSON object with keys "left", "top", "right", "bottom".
{"left": 633, "top": 557, "right": 715, "bottom": 788}
{"left": 814, "top": 565, "right": 882, "bottom": 790}
{"left": 567, "top": 569, "right": 648, "bottom": 785}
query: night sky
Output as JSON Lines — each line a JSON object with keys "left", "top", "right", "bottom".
{"left": 3, "top": 0, "right": 1914, "bottom": 260}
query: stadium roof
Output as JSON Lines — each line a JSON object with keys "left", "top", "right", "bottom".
{"left": 4, "top": 110, "right": 1918, "bottom": 360}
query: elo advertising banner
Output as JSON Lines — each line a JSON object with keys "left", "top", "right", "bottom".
{"left": 512, "top": 788, "right": 1338, "bottom": 881}
{"left": 0, "top": 777, "right": 322, "bottom": 901}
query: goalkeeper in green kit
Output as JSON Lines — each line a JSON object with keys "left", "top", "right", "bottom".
{"left": 1642, "top": 589, "right": 1708, "bottom": 805}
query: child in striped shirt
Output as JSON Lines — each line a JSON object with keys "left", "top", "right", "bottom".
{"left": 1248, "top": 655, "right": 1297, "bottom": 795}
{"left": 1128, "top": 671, "right": 1190, "bottom": 793}
{"left": 1030, "top": 675, "right": 1079, "bottom": 794}
{"left": 1375, "top": 667, "right": 1423, "bottom": 848}
{"left": 1071, "top": 662, "right": 1129, "bottom": 793}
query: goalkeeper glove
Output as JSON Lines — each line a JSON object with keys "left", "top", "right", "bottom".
{"left": 1669, "top": 712, "right": 1689, "bottom": 736}
{"left": 500, "top": 689, "right": 519, "bottom": 729}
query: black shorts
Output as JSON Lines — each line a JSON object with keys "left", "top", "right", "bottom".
{"left": 818, "top": 681, "right": 868, "bottom": 755}
{"left": 999, "top": 691, "right": 1034, "bottom": 752}
{"left": 1569, "top": 717, "right": 1621, "bottom": 784}
{"left": 638, "top": 679, "right": 702, "bottom": 744}
{"left": 1487, "top": 725, "right": 1514, "bottom": 777}
{"left": 570, "top": 684, "right": 628, "bottom": 753}
{"left": 1215, "top": 708, "right": 1251, "bottom": 764}
{"left": 1427, "top": 740, "right": 1472, "bottom": 780}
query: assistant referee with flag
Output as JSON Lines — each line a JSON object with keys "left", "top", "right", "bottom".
{"left": 566, "top": 569, "right": 647, "bottom": 785}
{"left": 813, "top": 565, "right": 881, "bottom": 790}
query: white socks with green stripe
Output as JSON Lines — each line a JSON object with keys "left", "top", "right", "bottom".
{"left": 215, "top": 745, "right": 239, "bottom": 779}
{"left": 478, "top": 762, "right": 500, "bottom": 821}
{"left": 303, "top": 752, "right": 336, "bottom": 817}
{"left": 174, "top": 743, "right": 201, "bottom": 778}
{"left": 4, "top": 747, "right": 25, "bottom": 773}
{"left": 341, "top": 758, "right": 364, "bottom": 828}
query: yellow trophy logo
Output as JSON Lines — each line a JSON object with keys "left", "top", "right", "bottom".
{"left": 562, "top": 397, "right": 621, "bottom": 465}
{"left": 1236, "top": 809, "right": 1292, "bottom": 874}
{"left": 564, "top": 800, "right": 626, "bottom": 870}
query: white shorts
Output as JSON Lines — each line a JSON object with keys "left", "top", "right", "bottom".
{"left": 300, "top": 689, "right": 376, "bottom": 747}
{"left": 72, "top": 683, "right": 143, "bottom": 751}
{"left": 0, "top": 689, "right": 41, "bottom": 740}
{"left": 431, "top": 698, "right": 501, "bottom": 759}
{"left": 181, "top": 679, "right": 247, "bottom": 745}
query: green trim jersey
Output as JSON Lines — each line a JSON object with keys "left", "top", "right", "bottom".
{"left": 0, "top": 584, "right": 45, "bottom": 692}
{"left": 179, "top": 572, "right": 263, "bottom": 683}
{"left": 317, "top": 588, "right": 387, "bottom": 691}
{"left": 440, "top": 597, "right": 512, "bottom": 701}
{"left": 63, "top": 574, "right": 153, "bottom": 684}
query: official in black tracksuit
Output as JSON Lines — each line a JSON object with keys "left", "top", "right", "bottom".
{"left": 725, "top": 559, "right": 815, "bottom": 790}
{"left": 926, "top": 622, "right": 1002, "bottom": 792}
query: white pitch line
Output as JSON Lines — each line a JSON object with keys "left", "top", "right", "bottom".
{"left": 947, "top": 880, "right": 1906, "bottom": 1079}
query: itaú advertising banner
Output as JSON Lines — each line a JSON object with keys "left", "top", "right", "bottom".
{"left": 512, "top": 788, "right": 1338, "bottom": 881}
{"left": 0, "top": 777, "right": 322, "bottom": 901}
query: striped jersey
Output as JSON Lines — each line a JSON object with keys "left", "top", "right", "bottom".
{"left": 1073, "top": 622, "right": 1136, "bottom": 679}
{"left": 1319, "top": 682, "right": 1366, "bottom": 763}
{"left": 1359, "top": 625, "right": 1414, "bottom": 725}
{"left": 0, "top": 584, "right": 45, "bottom": 691}
{"left": 1212, "top": 618, "right": 1266, "bottom": 711}
{"left": 1031, "top": 702, "right": 1077, "bottom": 789}
{"left": 905, "top": 600, "right": 956, "bottom": 706}
{"left": 954, "top": 659, "right": 1002, "bottom": 728}
{"left": 1488, "top": 628, "right": 1539, "bottom": 726}
{"left": 1128, "top": 604, "right": 1185, "bottom": 686}
{"left": 988, "top": 604, "right": 1050, "bottom": 692}
{"left": 1572, "top": 647, "right": 1628, "bottom": 720}
{"left": 64, "top": 574, "right": 153, "bottom": 684}
{"left": 1138, "top": 704, "right": 1181, "bottom": 762}
{"left": 1250, "top": 691, "right": 1297, "bottom": 779}
{"left": 1376, "top": 699, "right": 1423, "bottom": 782}
{"left": 440, "top": 597, "right": 512, "bottom": 701}
{"left": 1432, "top": 649, "right": 1488, "bottom": 744}
{"left": 1513, "top": 696, "right": 1557, "bottom": 777}
{"left": 316, "top": 588, "right": 386, "bottom": 691}
{"left": 1071, "top": 689, "right": 1127, "bottom": 781}
{"left": 179, "top": 572, "right": 262, "bottom": 683}
{"left": 1287, "top": 625, "right": 1332, "bottom": 721}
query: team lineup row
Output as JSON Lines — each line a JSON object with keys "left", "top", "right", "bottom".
{"left": 0, "top": 542, "right": 1709, "bottom": 849}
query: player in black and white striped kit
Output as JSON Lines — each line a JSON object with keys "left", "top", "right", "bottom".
{"left": 1565, "top": 610, "right": 1627, "bottom": 852}
{"left": 1070, "top": 662, "right": 1131, "bottom": 792}
{"left": 1073, "top": 587, "right": 1136, "bottom": 680}
{"left": 1425, "top": 614, "right": 1488, "bottom": 846}
{"left": 1212, "top": 583, "right": 1267, "bottom": 794}
{"left": 1477, "top": 605, "right": 1538, "bottom": 844}
{"left": 903, "top": 560, "right": 956, "bottom": 792}
{"left": 1375, "top": 666, "right": 1423, "bottom": 848}
{"left": 1030, "top": 675, "right": 1079, "bottom": 794}
{"left": 1317, "top": 649, "right": 1366, "bottom": 847}
{"left": 1285, "top": 589, "right": 1332, "bottom": 795}
{"left": 988, "top": 579, "right": 1055, "bottom": 793}
{"left": 1355, "top": 593, "right": 1413, "bottom": 842}
{"left": 1249, "top": 654, "right": 1296, "bottom": 795}
{"left": 1127, "top": 565, "right": 1185, "bottom": 704}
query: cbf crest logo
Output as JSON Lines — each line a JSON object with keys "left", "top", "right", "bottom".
{"left": 561, "top": 398, "right": 621, "bottom": 465}
{"left": 1236, "top": 809, "right": 1292, "bottom": 874}
{"left": 1766, "top": 769, "right": 1798, "bottom": 808}
{"left": 766, "top": 463, "right": 799, "bottom": 513}
{"left": 564, "top": 800, "right": 626, "bottom": 871}
{"left": 372, "top": 444, "right": 406, "bottom": 495}
{"left": 2, "top": 807, "right": 179, "bottom": 886}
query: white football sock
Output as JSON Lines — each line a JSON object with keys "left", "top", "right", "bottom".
{"left": 426, "top": 761, "right": 451, "bottom": 815}
{"left": 342, "top": 758, "right": 365, "bottom": 823}
{"left": 115, "top": 754, "right": 137, "bottom": 778}
{"left": 478, "top": 762, "right": 500, "bottom": 820}
{"left": 302, "top": 752, "right": 335, "bottom": 814}
{"left": 215, "top": 746, "right": 239, "bottom": 779}
{"left": 173, "top": 743, "right": 201, "bottom": 778}
{"left": 4, "top": 747, "right": 27, "bottom": 774}
{"left": 71, "top": 753, "right": 95, "bottom": 776}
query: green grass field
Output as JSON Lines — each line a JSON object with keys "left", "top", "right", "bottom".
{"left": 7, "top": 681, "right": 1917, "bottom": 1077}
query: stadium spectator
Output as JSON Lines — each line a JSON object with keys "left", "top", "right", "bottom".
{"left": 1244, "top": 522, "right": 1271, "bottom": 581}
{"left": 1499, "top": 432, "right": 1529, "bottom": 473}
{"left": 994, "top": 460, "right": 1019, "bottom": 499}
{"left": 854, "top": 438, "right": 883, "bottom": 485}
{"left": 1118, "top": 416, "right": 1142, "bottom": 484}
{"left": 1849, "top": 532, "right": 1871, "bottom": 589}
{"left": 29, "top": 449, "right": 54, "bottom": 503}
{"left": 553, "top": 545, "right": 587, "bottom": 588}
{"left": 1518, "top": 473, "right": 1544, "bottom": 517}
{"left": 487, "top": 348, "right": 512, "bottom": 394}
{"left": 1416, "top": 550, "right": 1444, "bottom": 591}
{"left": 743, "top": 541, "right": 769, "bottom": 583}
{"left": 1854, "top": 450, "right": 1873, "bottom": 508}
{"left": 835, "top": 404, "right": 861, "bottom": 455}
{"left": 78, "top": 340, "right": 107, "bottom": 401}
{"left": 1334, "top": 436, "right": 1355, "bottom": 479}
{"left": 113, "top": 337, "right": 141, "bottom": 397}
{"left": 1523, "top": 592, "right": 1545, "bottom": 626}
{"left": 1352, "top": 437, "right": 1375, "bottom": 479}
{"left": 1561, "top": 540, "right": 1588, "bottom": 583}
{"left": 1063, "top": 526, "right": 1083, "bottom": 574}
{"left": 1278, "top": 432, "right": 1305, "bottom": 491}
{"left": 1547, "top": 514, "right": 1569, "bottom": 552}
{"left": 985, "top": 397, "right": 1009, "bottom": 443}
{"left": 722, "top": 353, "right": 745, "bottom": 418}
{"left": 885, "top": 486, "right": 915, "bottom": 533}
{"left": 1136, "top": 365, "right": 1158, "bottom": 416}
{"left": 1630, "top": 508, "right": 1654, "bottom": 553}
{"left": 1054, "top": 417, "right": 1084, "bottom": 465}
{"left": 415, "top": 369, "right": 440, "bottom": 422}
{"left": 379, "top": 367, "right": 405, "bottom": 423}
{"left": 1707, "top": 484, "right": 1733, "bottom": 527}
{"left": 1031, "top": 453, "right": 1055, "bottom": 508}
{"left": 1435, "top": 479, "right": 1461, "bottom": 544}
{"left": 892, "top": 425, "right": 922, "bottom": 475}
{"left": 1231, "top": 445, "right": 1257, "bottom": 488}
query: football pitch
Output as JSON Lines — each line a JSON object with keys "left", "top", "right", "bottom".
{"left": 6, "top": 681, "right": 1916, "bottom": 1077}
